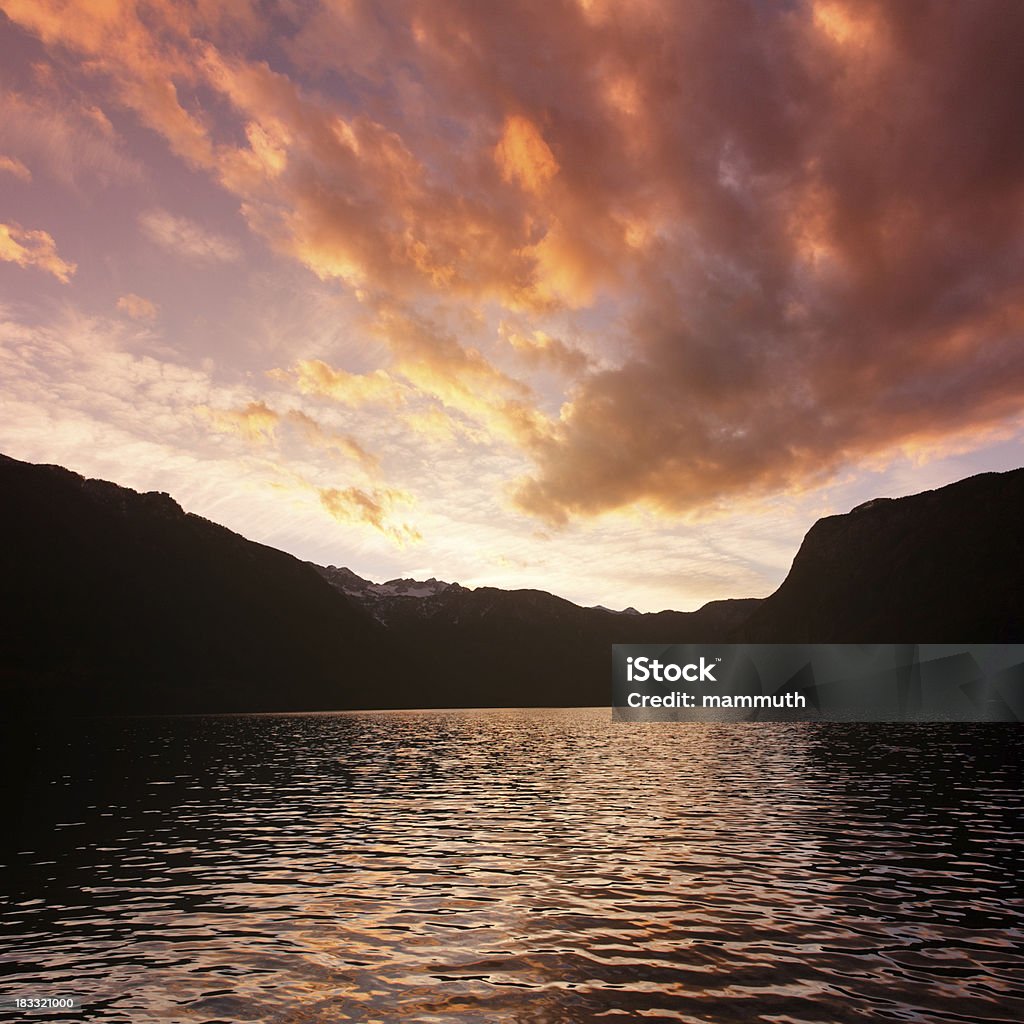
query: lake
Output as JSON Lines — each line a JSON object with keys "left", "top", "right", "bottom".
{"left": 3, "top": 710, "right": 1022, "bottom": 1022}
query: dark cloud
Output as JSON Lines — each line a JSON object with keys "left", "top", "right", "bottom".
{"left": 281, "top": 0, "right": 1024, "bottom": 520}
{"left": 505, "top": 0, "right": 1024, "bottom": 520}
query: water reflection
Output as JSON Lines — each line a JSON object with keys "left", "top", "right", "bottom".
{"left": 3, "top": 712, "right": 1022, "bottom": 1022}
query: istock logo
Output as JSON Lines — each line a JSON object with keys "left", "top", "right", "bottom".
{"left": 626, "top": 656, "right": 719, "bottom": 683}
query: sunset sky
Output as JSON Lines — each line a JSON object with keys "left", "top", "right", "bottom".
{"left": 1, "top": 1, "right": 1022, "bottom": 612}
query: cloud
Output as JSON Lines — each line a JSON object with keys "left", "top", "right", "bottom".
{"left": 0, "top": 155, "right": 31, "bottom": 181}
{"left": 0, "top": 91, "right": 142, "bottom": 187}
{"left": 500, "top": 324, "right": 592, "bottom": 376}
{"left": 284, "top": 409, "right": 380, "bottom": 471}
{"left": 503, "top": 1, "right": 1024, "bottom": 523}
{"left": 116, "top": 293, "right": 159, "bottom": 320}
{"left": 318, "top": 485, "right": 421, "bottom": 546}
{"left": 274, "top": 306, "right": 554, "bottom": 448}
{"left": 139, "top": 209, "right": 241, "bottom": 263}
{"left": 0, "top": 304, "right": 236, "bottom": 464}
{"left": 6, "top": 0, "right": 1024, "bottom": 529}
{"left": 205, "top": 400, "right": 280, "bottom": 444}
{"left": 399, "top": 405, "right": 489, "bottom": 447}
{"left": 0, "top": 302, "right": 422, "bottom": 578}
{"left": 369, "top": 304, "right": 554, "bottom": 447}
{"left": 494, "top": 115, "right": 559, "bottom": 195}
{"left": 274, "top": 359, "right": 406, "bottom": 406}
{"left": 0, "top": 2, "right": 592, "bottom": 308}
{"left": 203, "top": 400, "right": 380, "bottom": 471}
{"left": 0, "top": 222, "right": 76, "bottom": 281}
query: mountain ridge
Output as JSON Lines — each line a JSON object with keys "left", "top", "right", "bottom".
{"left": 2, "top": 452, "right": 1021, "bottom": 713}
{"left": 738, "top": 468, "right": 1024, "bottom": 642}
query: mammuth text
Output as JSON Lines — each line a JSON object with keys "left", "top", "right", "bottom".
{"left": 702, "top": 693, "right": 806, "bottom": 708}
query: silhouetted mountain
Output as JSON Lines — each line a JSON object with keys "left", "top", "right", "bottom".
{"left": 0, "top": 454, "right": 382, "bottom": 714}
{"left": 306, "top": 568, "right": 760, "bottom": 708}
{"left": 2, "top": 453, "right": 1021, "bottom": 714}
{"left": 738, "top": 469, "right": 1024, "bottom": 641}
{"left": 0, "top": 454, "right": 750, "bottom": 713}
{"left": 315, "top": 563, "right": 761, "bottom": 635}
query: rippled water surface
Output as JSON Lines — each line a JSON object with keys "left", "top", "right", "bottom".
{"left": 3, "top": 712, "right": 1023, "bottom": 1023}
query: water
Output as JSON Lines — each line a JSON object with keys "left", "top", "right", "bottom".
{"left": 3, "top": 711, "right": 1022, "bottom": 1023}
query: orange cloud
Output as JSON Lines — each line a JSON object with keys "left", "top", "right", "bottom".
{"left": 319, "top": 485, "right": 421, "bottom": 546}
{"left": 116, "top": 293, "right": 159, "bottom": 320}
{"left": 494, "top": 115, "right": 559, "bottom": 195}
{"left": 0, "top": 222, "right": 76, "bottom": 281}
{"left": 0, "top": 155, "right": 31, "bottom": 181}
{"left": 399, "top": 405, "right": 488, "bottom": 446}
{"left": 0, "top": 1, "right": 217, "bottom": 171}
{"left": 284, "top": 409, "right": 379, "bottom": 471}
{"left": 515, "top": 221, "right": 608, "bottom": 309}
{"left": 276, "top": 360, "right": 406, "bottom": 406}
{"left": 274, "top": 306, "right": 554, "bottom": 449}
{"left": 203, "top": 400, "right": 380, "bottom": 471}
{"left": 500, "top": 324, "right": 591, "bottom": 376}
{"left": 0, "top": 0, "right": 618, "bottom": 313}
{"left": 812, "top": 0, "right": 883, "bottom": 50}
{"left": 371, "top": 305, "right": 553, "bottom": 447}
{"left": 204, "top": 400, "right": 280, "bottom": 443}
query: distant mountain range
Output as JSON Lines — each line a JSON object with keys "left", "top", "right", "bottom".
{"left": 313, "top": 561, "right": 757, "bottom": 630}
{"left": 2, "top": 452, "right": 1021, "bottom": 713}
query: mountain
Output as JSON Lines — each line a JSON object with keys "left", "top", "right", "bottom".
{"left": 1, "top": 452, "right": 1021, "bottom": 714}
{"left": 314, "top": 564, "right": 459, "bottom": 621}
{"left": 0, "top": 454, "right": 751, "bottom": 713}
{"left": 739, "top": 469, "right": 1024, "bottom": 641}
{"left": 308, "top": 566, "right": 762, "bottom": 707}
{"left": 0, "top": 454, "right": 383, "bottom": 714}
{"left": 315, "top": 579, "right": 751, "bottom": 708}
{"left": 315, "top": 562, "right": 761, "bottom": 633}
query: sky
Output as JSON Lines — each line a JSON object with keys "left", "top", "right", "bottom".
{"left": 1, "top": 0, "right": 1023, "bottom": 612}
